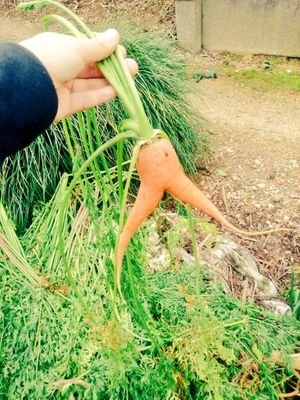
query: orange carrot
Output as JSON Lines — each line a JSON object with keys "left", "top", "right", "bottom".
{"left": 116, "top": 136, "right": 290, "bottom": 293}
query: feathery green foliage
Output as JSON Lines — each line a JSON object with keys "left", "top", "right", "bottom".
{"left": 1, "top": 194, "right": 299, "bottom": 399}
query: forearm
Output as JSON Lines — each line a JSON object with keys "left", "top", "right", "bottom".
{"left": 0, "top": 43, "right": 58, "bottom": 165}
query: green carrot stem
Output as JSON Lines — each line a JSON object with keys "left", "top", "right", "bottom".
{"left": 61, "top": 119, "right": 75, "bottom": 161}
{"left": 89, "top": 108, "right": 117, "bottom": 197}
{"left": 57, "top": 131, "right": 136, "bottom": 321}
{"left": 117, "top": 143, "right": 141, "bottom": 232}
{"left": 108, "top": 54, "right": 137, "bottom": 112}
{"left": 108, "top": 53, "right": 142, "bottom": 118}
{"left": 117, "top": 140, "right": 124, "bottom": 202}
{"left": 98, "top": 53, "right": 152, "bottom": 137}
{"left": 85, "top": 110, "right": 111, "bottom": 209}
{"left": 77, "top": 112, "right": 109, "bottom": 207}
{"left": 42, "top": 14, "right": 86, "bottom": 38}
{"left": 97, "top": 58, "right": 137, "bottom": 119}
{"left": 0, "top": 234, "right": 41, "bottom": 286}
{"left": 113, "top": 142, "right": 141, "bottom": 301}
{"left": 187, "top": 205, "right": 201, "bottom": 293}
{"left": 114, "top": 47, "right": 153, "bottom": 138}
{"left": 77, "top": 112, "right": 91, "bottom": 159}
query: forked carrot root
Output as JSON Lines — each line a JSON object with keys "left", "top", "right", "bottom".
{"left": 116, "top": 136, "right": 290, "bottom": 294}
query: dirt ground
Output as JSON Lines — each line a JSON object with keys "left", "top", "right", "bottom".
{"left": 1, "top": 0, "right": 299, "bottom": 297}
{"left": 0, "top": 0, "right": 175, "bottom": 39}
{"left": 186, "top": 49, "right": 300, "bottom": 294}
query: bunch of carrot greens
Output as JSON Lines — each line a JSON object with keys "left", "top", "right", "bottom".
{"left": 1, "top": 198, "right": 300, "bottom": 399}
{"left": 17, "top": 0, "right": 206, "bottom": 304}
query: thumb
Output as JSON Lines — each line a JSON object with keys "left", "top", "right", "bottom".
{"left": 81, "top": 29, "right": 120, "bottom": 63}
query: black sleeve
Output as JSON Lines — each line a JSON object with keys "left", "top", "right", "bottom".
{"left": 0, "top": 43, "right": 58, "bottom": 165}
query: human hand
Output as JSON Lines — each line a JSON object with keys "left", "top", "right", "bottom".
{"left": 20, "top": 30, "right": 138, "bottom": 121}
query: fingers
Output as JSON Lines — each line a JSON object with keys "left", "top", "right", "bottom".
{"left": 80, "top": 29, "right": 120, "bottom": 64}
{"left": 70, "top": 78, "right": 110, "bottom": 92}
{"left": 69, "top": 86, "right": 117, "bottom": 117}
{"left": 118, "top": 45, "right": 126, "bottom": 57}
{"left": 77, "top": 57, "right": 138, "bottom": 79}
{"left": 78, "top": 44, "right": 126, "bottom": 78}
{"left": 55, "top": 85, "right": 116, "bottom": 122}
{"left": 67, "top": 56, "right": 139, "bottom": 98}
{"left": 125, "top": 58, "right": 139, "bottom": 76}
{"left": 77, "top": 63, "right": 103, "bottom": 79}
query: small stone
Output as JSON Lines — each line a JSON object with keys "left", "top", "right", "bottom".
{"left": 272, "top": 194, "right": 283, "bottom": 202}
{"left": 262, "top": 300, "right": 291, "bottom": 315}
{"left": 257, "top": 183, "right": 266, "bottom": 189}
{"left": 290, "top": 159, "right": 299, "bottom": 168}
{"left": 215, "top": 169, "right": 229, "bottom": 178}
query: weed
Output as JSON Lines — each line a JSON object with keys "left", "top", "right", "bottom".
{"left": 288, "top": 266, "right": 300, "bottom": 320}
{"left": 236, "top": 69, "right": 300, "bottom": 91}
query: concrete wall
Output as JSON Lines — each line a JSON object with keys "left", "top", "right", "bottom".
{"left": 175, "top": 0, "right": 300, "bottom": 57}
{"left": 175, "top": 0, "right": 202, "bottom": 53}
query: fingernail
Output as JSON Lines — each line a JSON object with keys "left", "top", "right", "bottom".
{"left": 101, "top": 28, "right": 119, "bottom": 43}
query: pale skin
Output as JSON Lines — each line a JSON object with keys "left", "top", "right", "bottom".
{"left": 20, "top": 29, "right": 138, "bottom": 122}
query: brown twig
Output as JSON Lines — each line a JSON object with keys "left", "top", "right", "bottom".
{"left": 221, "top": 185, "right": 230, "bottom": 215}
